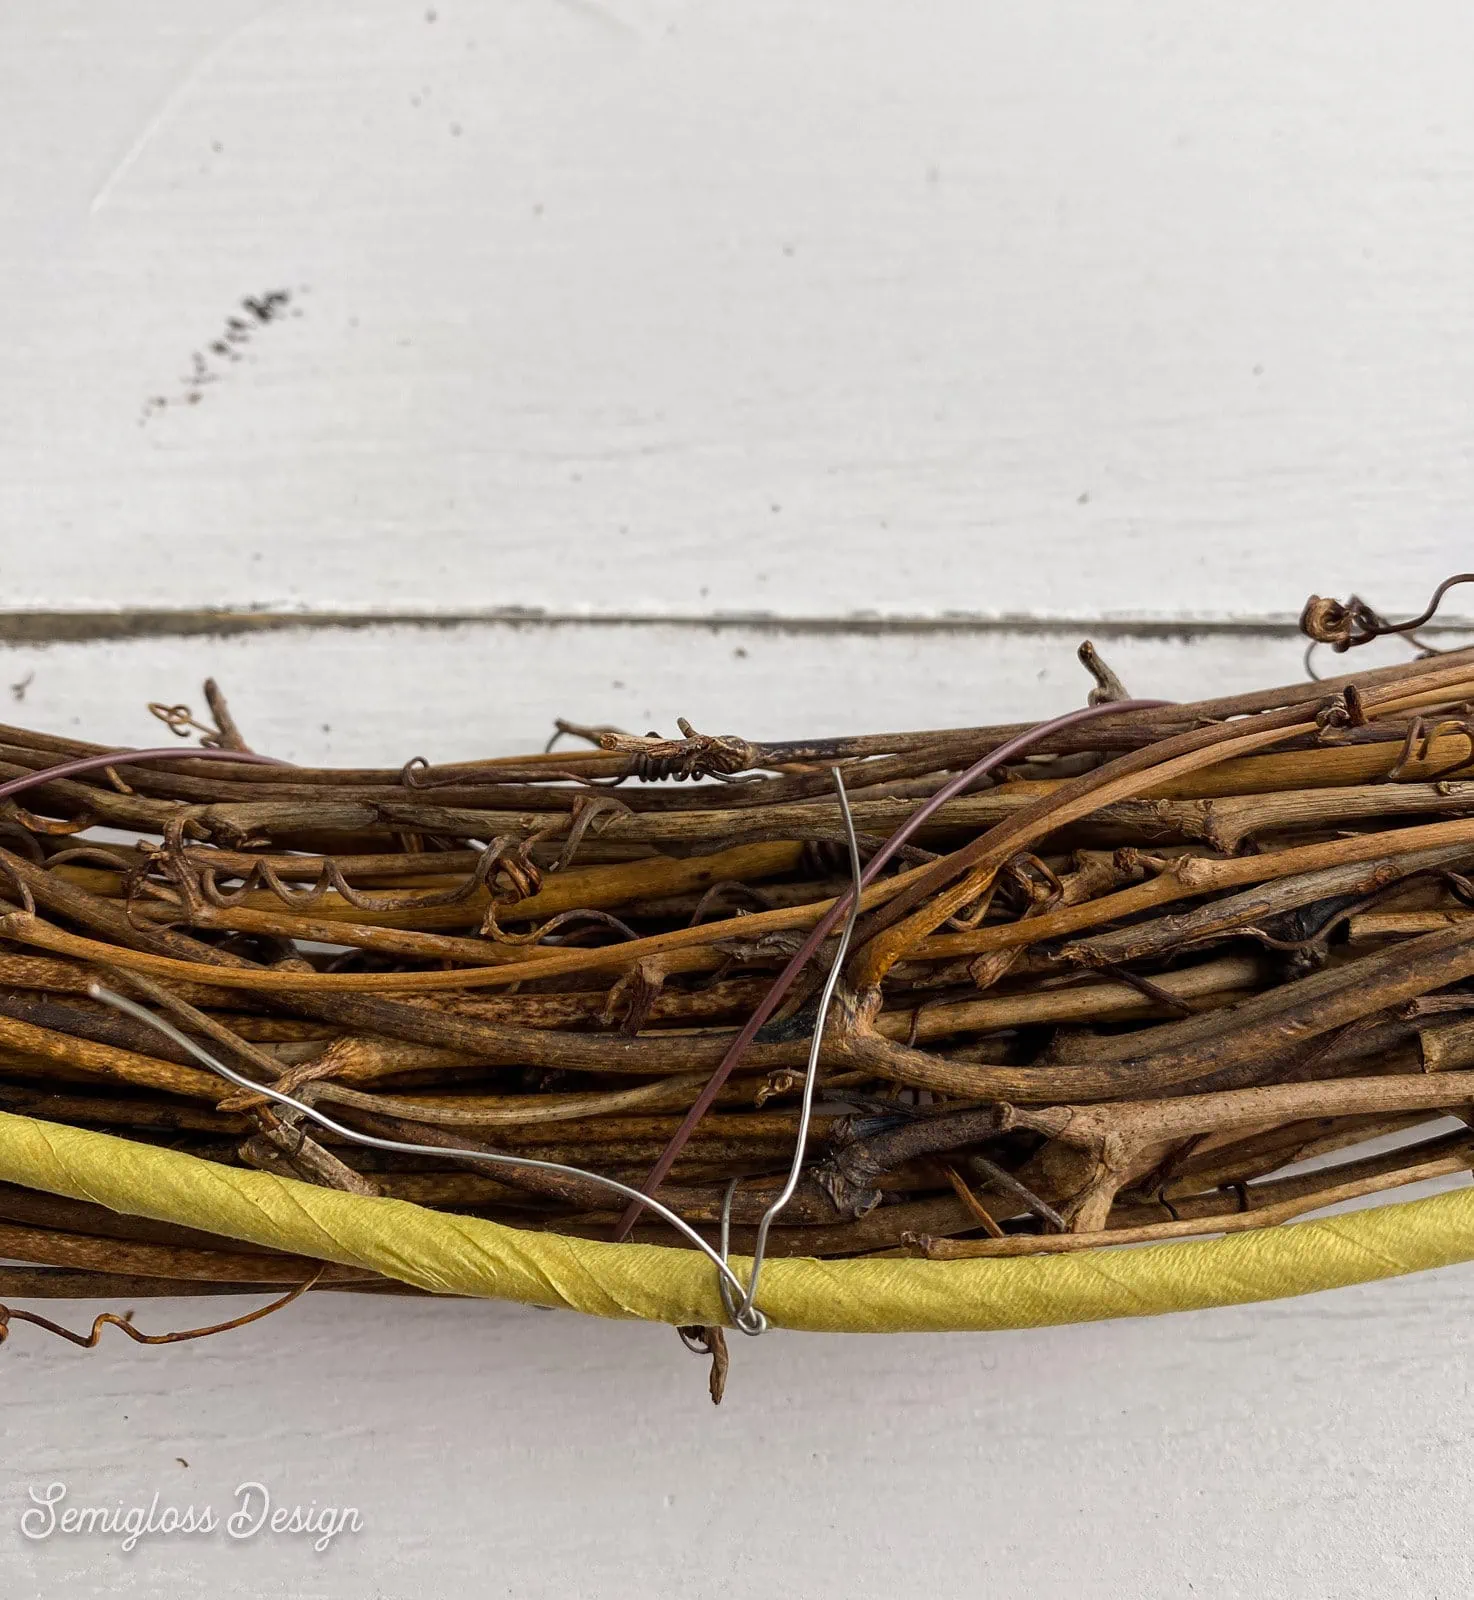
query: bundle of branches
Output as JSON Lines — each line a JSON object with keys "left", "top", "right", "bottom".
{"left": 3, "top": 584, "right": 1474, "bottom": 1339}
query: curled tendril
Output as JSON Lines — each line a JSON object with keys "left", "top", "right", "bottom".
{"left": 1006, "top": 853, "right": 1066, "bottom": 909}
{"left": 552, "top": 792, "right": 635, "bottom": 871}
{"left": 942, "top": 890, "right": 996, "bottom": 933}
{"left": 1380, "top": 714, "right": 1474, "bottom": 784}
{"left": 947, "top": 853, "right": 1060, "bottom": 933}
{"left": 1301, "top": 573, "right": 1474, "bottom": 680}
{"left": 148, "top": 832, "right": 551, "bottom": 923}
{"left": 477, "top": 905, "right": 642, "bottom": 947}
{"left": 36, "top": 845, "right": 176, "bottom": 932}
{"left": 0, "top": 1269, "right": 322, "bottom": 1349}
{"left": 0, "top": 823, "right": 45, "bottom": 864}
{"left": 38, "top": 845, "right": 138, "bottom": 873}
{"left": 1314, "top": 684, "right": 1369, "bottom": 734}
{"left": 147, "top": 701, "right": 223, "bottom": 746}
{"left": 0, "top": 858, "right": 36, "bottom": 916}
{"left": 686, "top": 880, "right": 781, "bottom": 928}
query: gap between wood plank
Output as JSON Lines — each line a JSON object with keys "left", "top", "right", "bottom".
{"left": 1, "top": 610, "right": 1471, "bottom": 647}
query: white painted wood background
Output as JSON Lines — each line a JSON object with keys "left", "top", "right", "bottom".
{"left": 3, "top": 2, "right": 1473, "bottom": 1595}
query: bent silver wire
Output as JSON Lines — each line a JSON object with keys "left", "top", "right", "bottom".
{"left": 717, "top": 765, "right": 862, "bottom": 1327}
{"left": 88, "top": 983, "right": 770, "bottom": 1333}
{"left": 74, "top": 755, "right": 863, "bottom": 1335}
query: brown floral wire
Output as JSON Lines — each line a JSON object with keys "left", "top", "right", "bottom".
{"left": 966, "top": 1153, "right": 1068, "bottom": 1233}
{"left": 903, "top": 995, "right": 954, "bottom": 1048}
{"left": 0, "top": 749, "right": 287, "bottom": 934}
{"left": 1306, "top": 573, "right": 1474, "bottom": 652}
{"left": 0, "top": 748, "right": 289, "bottom": 803}
{"left": 0, "top": 1267, "right": 324, "bottom": 1351}
{"left": 611, "top": 695, "right": 1174, "bottom": 1240}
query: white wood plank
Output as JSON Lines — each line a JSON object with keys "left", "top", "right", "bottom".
{"left": 0, "top": 620, "right": 1321, "bottom": 763}
{"left": 8, "top": 1264, "right": 1474, "bottom": 1597}
{"left": 2, "top": 1, "right": 1471, "bottom": 620}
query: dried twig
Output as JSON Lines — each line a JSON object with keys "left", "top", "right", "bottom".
{"left": 0, "top": 621, "right": 1466, "bottom": 1308}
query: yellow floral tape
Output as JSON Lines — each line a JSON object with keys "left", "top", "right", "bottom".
{"left": 0, "top": 1109, "right": 1469, "bottom": 1332}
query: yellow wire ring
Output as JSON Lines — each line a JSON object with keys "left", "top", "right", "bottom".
{"left": 1, "top": 1110, "right": 1469, "bottom": 1333}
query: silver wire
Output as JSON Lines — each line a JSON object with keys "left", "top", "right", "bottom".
{"left": 87, "top": 763, "right": 861, "bottom": 1336}
{"left": 87, "top": 983, "right": 768, "bottom": 1332}
{"left": 716, "top": 765, "right": 863, "bottom": 1327}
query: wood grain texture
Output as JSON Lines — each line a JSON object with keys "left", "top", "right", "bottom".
{"left": 1, "top": 0, "right": 1471, "bottom": 619}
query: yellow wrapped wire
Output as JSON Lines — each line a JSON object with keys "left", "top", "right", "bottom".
{"left": 0, "top": 1109, "right": 1469, "bottom": 1332}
